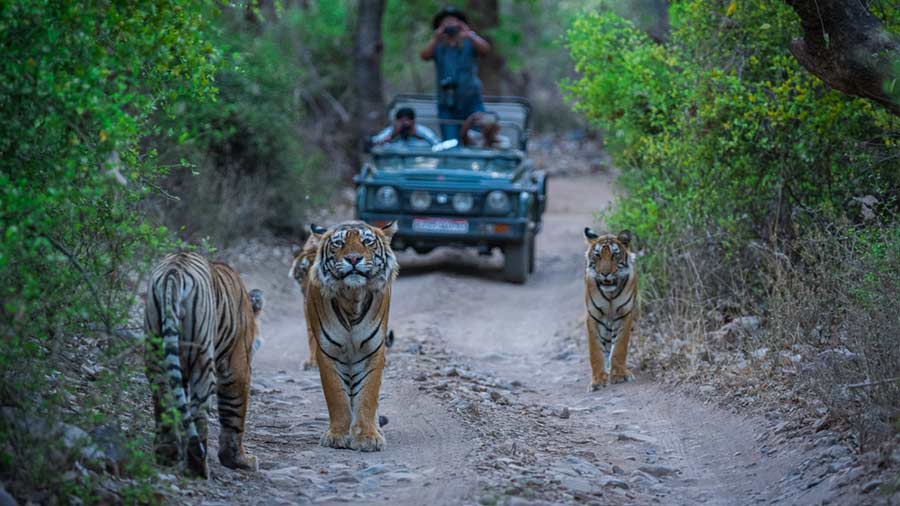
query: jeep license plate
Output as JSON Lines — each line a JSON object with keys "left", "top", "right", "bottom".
{"left": 412, "top": 218, "right": 469, "bottom": 234}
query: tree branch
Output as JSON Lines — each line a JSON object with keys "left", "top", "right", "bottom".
{"left": 783, "top": 0, "right": 900, "bottom": 116}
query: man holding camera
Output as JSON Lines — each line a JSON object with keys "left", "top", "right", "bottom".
{"left": 371, "top": 107, "right": 440, "bottom": 147}
{"left": 419, "top": 7, "right": 491, "bottom": 141}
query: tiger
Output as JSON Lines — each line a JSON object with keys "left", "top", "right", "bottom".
{"left": 583, "top": 228, "right": 638, "bottom": 390}
{"left": 144, "top": 252, "right": 262, "bottom": 478}
{"left": 288, "top": 225, "right": 326, "bottom": 370}
{"left": 304, "top": 220, "right": 399, "bottom": 452}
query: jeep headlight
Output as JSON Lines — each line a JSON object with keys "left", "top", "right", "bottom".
{"left": 374, "top": 186, "right": 399, "bottom": 209}
{"left": 485, "top": 191, "right": 511, "bottom": 214}
{"left": 410, "top": 191, "right": 432, "bottom": 211}
{"left": 452, "top": 193, "right": 474, "bottom": 213}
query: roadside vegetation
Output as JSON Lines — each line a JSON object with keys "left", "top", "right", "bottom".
{"left": 566, "top": 0, "right": 900, "bottom": 451}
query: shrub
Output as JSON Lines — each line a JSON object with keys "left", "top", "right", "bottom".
{"left": 154, "top": 4, "right": 347, "bottom": 244}
{"left": 0, "top": 1, "right": 219, "bottom": 501}
{"left": 768, "top": 220, "right": 900, "bottom": 445}
{"left": 566, "top": 2, "right": 900, "bottom": 301}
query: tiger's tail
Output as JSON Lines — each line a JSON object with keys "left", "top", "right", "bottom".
{"left": 159, "top": 274, "right": 202, "bottom": 461}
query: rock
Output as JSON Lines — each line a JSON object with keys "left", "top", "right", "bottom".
{"left": 507, "top": 499, "right": 554, "bottom": 506}
{"left": 489, "top": 391, "right": 508, "bottom": 405}
{"left": 328, "top": 471, "right": 359, "bottom": 484}
{"left": 699, "top": 385, "right": 716, "bottom": 395}
{"left": 598, "top": 475, "right": 630, "bottom": 490}
{"left": 611, "top": 464, "right": 625, "bottom": 475}
{"left": 629, "top": 470, "right": 660, "bottom": 486}
{"left": 778, "top": 351, "right": 802, "bottom": 364}
{"left": 615, "top": 432, "right": 658, "bottom": 445}
{"left": 356, "top": 464, "right": 391, "bottom": 478}
{"left": 824, "top": 445, "right": 849, "bottom": 460}
{"left": 750, "top": 347, "right": 769, "bottom": 360}
{"left": 707, "top": 316, "right": 761, "bottom": 348}
{"left": 557, "top": 407, "right": 570, "bottom": 419}
{"left": 414, "top": 373, "right": 427, "bottom": 382}
{"left": 813, "top": 415, "right": 832, "bottom": 433}
{"left": 559, "top": 476, "right": 593, "bottom": 493}
{"left": 89, "top": 424, "right": 127, "bottom": 473}
{"left": 861, "top": 479, "right": 882, "bottom": 494}
{"left": 61, "top": 424, "right": 106, "bottom": 464}
{"left": 816, "top": 349, "right": 859, "bottom": 370}
{"left": 378, "top": 415, "right": 389, "bottom": 427}
{"left": 828, "top": 457, "right": 853, "bottom": 473}
{"left": 637, "top": 465, "right": 678, "bottom": 478}
{"left": 383, "top": 471, "right": 419, "bottom": 482}
{"left": 555, "top": 456, "right": 602, "bottom": 477}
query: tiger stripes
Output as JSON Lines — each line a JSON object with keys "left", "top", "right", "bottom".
{"left": 144, "top": 252, "right": 262, "bottom": 478}
{"left": 304, "top": 220, "right": 398, "bottom": 452}
{"left": 583, "top": 228, "right": 638, "bottom": 390}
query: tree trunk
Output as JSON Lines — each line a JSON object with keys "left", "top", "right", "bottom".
{"left": 783, "top": 0, "right": 900, "bottom": 116}
{"left": 466, "top": 0, "right": 526, "bottom": 96}
{"left": 352, "top": 0, "right": 387, "bottom": 148}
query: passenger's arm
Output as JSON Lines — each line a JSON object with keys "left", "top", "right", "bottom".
{"left": 459, "top": 114, "right": 478, "bottom": 147}
{"left": 420, "top": 29, "right": 442, "bottom": 60}
{"left": 462, "top": 25, "right": 491, "bottom": 55}
{"left": 371, "top": 126, "right": 393, "bottom": 145}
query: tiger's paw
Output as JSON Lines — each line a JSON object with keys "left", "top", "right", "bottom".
{"left": 319, "top": 430, "right": 351, "bottom": 449}
{"left": 589, "top": 382, "right": 607, "bottom": 392}
{"left": 349, "top": 431, "right": 385, "bottom": 452}
{"left": 589, "top": 373, "right": 609, "bottom": 391}
{"left": 219, "top": 449, "right": 258, "bottom": 472}
{"left": 302, "top": 359, "right": 318, "bottom": 371}
{"left": 185, "top": 436, "right": 209, "bottom": 479}
{"left": 610, "top": 369, "right": 635, "bottom": 385}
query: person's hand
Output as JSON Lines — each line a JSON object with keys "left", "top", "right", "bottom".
{"left": 459, "top": 22, "right": 473, "bottom": 38}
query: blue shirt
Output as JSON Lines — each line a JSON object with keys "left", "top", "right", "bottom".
{"left": 434, "top": 38, "right": 484, "bottom": 117}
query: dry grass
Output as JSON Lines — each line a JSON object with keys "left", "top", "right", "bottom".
{"left": 634, "top": 219, "right": 900, "bottom": 448}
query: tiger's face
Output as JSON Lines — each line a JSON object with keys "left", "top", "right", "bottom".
{"left": 584, "top": 228, "right": 633, "bottom": 293}
{"left": 313, "top": 221, "right": 399, "bottom": 291}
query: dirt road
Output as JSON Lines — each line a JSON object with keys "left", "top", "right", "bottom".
{"left": 180, "top": 173, "right": 870, "bottom": 505}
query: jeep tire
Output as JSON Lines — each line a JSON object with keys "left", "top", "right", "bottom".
{"left": 502, "top": 234, "right": 531, "bottom": 284}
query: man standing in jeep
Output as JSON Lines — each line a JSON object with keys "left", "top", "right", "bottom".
{"left": 419, "top": 6, "right": 491, "bottom": 142}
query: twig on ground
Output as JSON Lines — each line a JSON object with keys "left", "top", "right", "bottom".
{"left": 846, "top": 377, "right": 900, "bottom": 390}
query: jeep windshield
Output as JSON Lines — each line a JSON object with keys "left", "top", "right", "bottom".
{"left": 372, "top": 147, "right": 522, "bottom": 173}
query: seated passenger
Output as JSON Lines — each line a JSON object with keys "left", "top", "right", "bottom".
{"left": 460, "top": 112, "right": 511, "bottom": 150}
{"left": 371, "top": 107, "right": 440, "bottom": 147}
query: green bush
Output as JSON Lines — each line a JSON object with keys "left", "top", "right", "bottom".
{"left": 0, "top": 1, "right": 219, "bottom": 501}
{"left": 565, "top": 0, "right": 900, "bottom": 303}
{"left": 154, "top": 4, "right": 344, "bottom": 244}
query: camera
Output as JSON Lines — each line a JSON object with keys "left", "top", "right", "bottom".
{"left": 443, "top": 25, "right": 460, "bottom": 37}
{"left": 398, "top": 124, "right": 412, "bottom": 138}
{"left": 439, "top": 77, "right": 458, "bottom": 108}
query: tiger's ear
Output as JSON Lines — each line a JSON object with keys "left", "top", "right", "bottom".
{"left": 584, "top": 227, "right": 599, "bottom": 242}
{"left": 617, "top": 229, "right": 632, "bottom": 247}
{"left": 249, "top": 288, "right": 264, "bottom": 316}
{"left": 310, "top": 223, "right": 327, "bottom": 236}
{"left": 380, "top": 221, "right": 398, "bottom": 239}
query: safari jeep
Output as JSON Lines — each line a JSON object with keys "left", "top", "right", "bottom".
{"left": 354, "top": 94, "right": 547, "bottom": 283}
